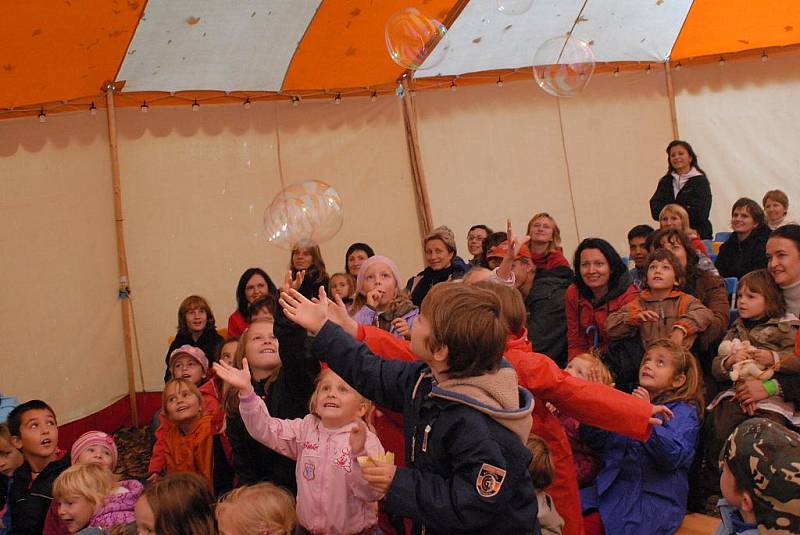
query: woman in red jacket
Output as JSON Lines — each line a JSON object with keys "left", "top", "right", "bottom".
{"left": 565, "top": 238, "right": 639, "bottom": 361}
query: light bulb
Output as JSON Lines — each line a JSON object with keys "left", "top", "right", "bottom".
{"left": 450, "top": 81, "right": 457, "bottom": 92}
{"left": 334, "top": 94, "right": 341, "bottom": 104}
{"left": 370, "top": 92, "right": 378, "bottom": 102}
{"left": 675, "top": 62, "right": 682, "bottom": 71}
{"left": 243, "top": 98, "right": 251, "bottom": 110}
{"left": 761, "top": 52, "right": 768, "bottom": 63}
{"left": 645, "top": 65, "right": 652, "bottom": 75}
{"left": 89, "top": 102, "right": 97, "bottom": 115}
{"left": 613, "top": 68, "right": 620, "bottom": 78}
{"left": 140, "top": 101, "right": 149, "bottom": 113}
{"left": 718, "top": 57, "right": 726, "bottom": 67}
{"left": 497, "top": 79, "right": 504, "bottom": 87}
{"left": 292, "top": 96, "right": 300, "bottom": 107}
{"left": 192, "top": 100, "right": 200, "bottom": 111}
{"left": 38, "top": 109, "right": 47, "bottom": 123}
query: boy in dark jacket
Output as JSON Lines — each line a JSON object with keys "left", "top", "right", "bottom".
{"left": 281, "top": 282, "right": 539, "bottom": 535}
{"left": 6, "top": 400, "right": 70, "bottom": 535}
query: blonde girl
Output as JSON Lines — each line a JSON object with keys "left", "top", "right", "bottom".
{"left": 659, "top": 204, "right": 708, "bottom": 255}
{"left": 581, "top": 339, "right": 702, "bottom": 534}
{"left": 221, "top": 318, "right": 319, "bottom": 491}
{"left": 216, "top": 482, "right": 297, "bottom": 535}
{"left": 53, "top": 464, "right": 115, "bottom": 534}
{"left": 526, "top": 212, "right": 572, "bottom": 277}
{"left": 561, "top": 353, "right": 613, "bottom": 488}
{"left": 351, "top": 255, "right": 418, "bottom": 339}
{"left": 215, "top": 362, "right": 384, "bottom": 535}
{"left": 161, "top": 379, "right": 217, "bottom": 491}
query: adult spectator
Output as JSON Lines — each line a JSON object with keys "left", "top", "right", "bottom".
{"left": 407, "top": 226, "right": 466, "bottom": 306}
{"left": 344, "top": 242, "right": 375, "bottom": 277}
{"left": 762, "top": 190, "right": 798, "bottom": 230}
{"left": 715, "top": 198, "right": 770, "bottom": 279}
{"left": 227, "top": 268, "right": 278, "bottom": 338}
{"left": 650, "top": 140, "right": 713, "bottom": 239}
{"left": 466, "top": 224, "right": 493, "bottom": 266}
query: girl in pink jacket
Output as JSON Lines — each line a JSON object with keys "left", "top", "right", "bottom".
{"left": 215, "top": 362, "right": 384, "bottom": 535}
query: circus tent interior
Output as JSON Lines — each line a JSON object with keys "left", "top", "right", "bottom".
{"left": 1, "top": 0, "right": 799, "bottom": 433}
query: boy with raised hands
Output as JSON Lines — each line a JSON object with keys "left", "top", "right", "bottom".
{"left": 280, "top": 282, "right": 539, "bottom": 535}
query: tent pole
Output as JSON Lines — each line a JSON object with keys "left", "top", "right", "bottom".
{"left": 664, "top": 62, "right": 680, "bottom": 138}
{"left": 104, "top": 85, "right": 139, "bottom": 427}
{"left": 400, "top": 78, "right": 434, "bottom": 241}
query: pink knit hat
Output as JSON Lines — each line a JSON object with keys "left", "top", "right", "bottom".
{"left": 71, "top": 431, "right": 118, "bottom": 470}
{"left": 168, "top": 345, "right": 209, "bottom": 374}
{"left": 356, "top": 255, "right": 402, "bottom": 296}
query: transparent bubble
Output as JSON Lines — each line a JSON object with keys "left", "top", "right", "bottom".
{"left": 264, "top": 180, "right": 343, "bottom": 250}
{"left": 497, "top": 0, "right": 533, "bottom": 16}
{"left": 533, "top": 35, "right": 596, "bottom": 97}
{"left": 385, "top": 7, "right": 448, "bottom": 71}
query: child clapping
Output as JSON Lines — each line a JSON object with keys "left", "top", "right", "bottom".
{"left": 215, "top": 362, "right": 384, "bottom": 535}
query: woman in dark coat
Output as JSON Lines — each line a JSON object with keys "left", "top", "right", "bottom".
{"left": 650, "top": 140, "right": 713, "bottom": 240}
{"left": 714, "top": 198, "right": 771, "bottom": 280}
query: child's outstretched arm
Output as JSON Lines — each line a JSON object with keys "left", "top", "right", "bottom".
{"left": 282, "top": 288, "right": 422, "bottom": 412}
{"left": 213, "top": 360, "right": 302, "bottom": 460}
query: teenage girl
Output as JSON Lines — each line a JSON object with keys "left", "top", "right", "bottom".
{"left": 216, "top": 363, "right": 384, "bottom": 535}
{"left": 290, "top": 246, "right": 330, "bottom": 300}
{"left": 222, "top": 315, "right": 319, "bottom": 491}
{"left": 580, "top": 339, "right": 703, "bottom": 535}
{"left": 351, "top": 255, "right": 418, "bottom": 339}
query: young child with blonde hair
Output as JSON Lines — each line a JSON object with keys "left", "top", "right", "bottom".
{"left": 160, "top": 379, "right": 219, "bottom": 491}
{"left": 216, "top": 360, "right": 384, "bottom": 535}
{"left": 53, "top": 463, "right": 117, "bottom": 533}
{"left": 559, "top": 354, "right": 614, "bottom": 488}
{"left": 216, "top": 482, "right": 297, "bottom": 535}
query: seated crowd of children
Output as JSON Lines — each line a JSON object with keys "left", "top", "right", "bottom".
{"left": 2, "top": 167, "right": 800, "bottom": 534}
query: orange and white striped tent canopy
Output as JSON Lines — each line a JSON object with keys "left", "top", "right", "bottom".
{"left": 2, "top": 0, "right": 799, "bottom": 117}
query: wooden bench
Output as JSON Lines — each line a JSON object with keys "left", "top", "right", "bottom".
{"left": 676, "top": 513, "right": 720, "bottom": 534}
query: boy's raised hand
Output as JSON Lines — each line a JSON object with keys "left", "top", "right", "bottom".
{"left": 326, "top": 293, "right": 359, "bottom": 338}
{"left": 280, "top": 286, "right": 329, "bottom": 335}
{"left": 212, "top": 359, "right": 254, "bottom": 397}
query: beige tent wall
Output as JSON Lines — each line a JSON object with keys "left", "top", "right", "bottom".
{"left": 415, "top": 72, "right": 674, "bottom": 258}
{"left": 672, "top": 53, "right": 800, "bottom": 236}
{"left": 0, "top": 113, "right": 127, "bottom": 424}
{"left": 115, "top": 97, "right": 421, "bottom": 391}
{"left": 4, "top": 53, "right": 800, "bottom": 420}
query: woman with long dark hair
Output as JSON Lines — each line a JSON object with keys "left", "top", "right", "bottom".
{"left": 650, "top": 140, "right": 713, "bottom": 240}
{"left": 227, "top": 268, "right": 278, "bottom": 338}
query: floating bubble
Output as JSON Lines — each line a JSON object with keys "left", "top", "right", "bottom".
{"left": 533, "top": 35, "right": 596, "bottom": 97}
{"left": 264, "top": 180, "right": 343, "bottom": 250}
{"left": 385, "top": 7, "right": 448, "bottom": 71}
{"left": 497, "top": 0, "right": 533, "bottom": 16}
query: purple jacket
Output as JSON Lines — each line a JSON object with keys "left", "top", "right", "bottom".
{"left": 90, "top": 480, "right": 142, "bottom": 529}
{"left": 352, "top": 305, "right": 418, "bottom": 340}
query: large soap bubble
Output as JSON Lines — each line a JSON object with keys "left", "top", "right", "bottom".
{"left": 497, "top": 0, "right": 533, "bottom": 16}
{"left": 533, "top": 35, "right": 596, "bottom": 97}
{"left": 264, "top": 180, "right": 343, "bottom": 250}
{"left": 385, "top": 7, "right": 448, "bottom": 71}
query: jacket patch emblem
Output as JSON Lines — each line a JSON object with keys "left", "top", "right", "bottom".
{"left": 476, "top": 463, "right": 506, "bottom": 498}
{"left": 303, "top": 462, "right": 315, "bottom": 481}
